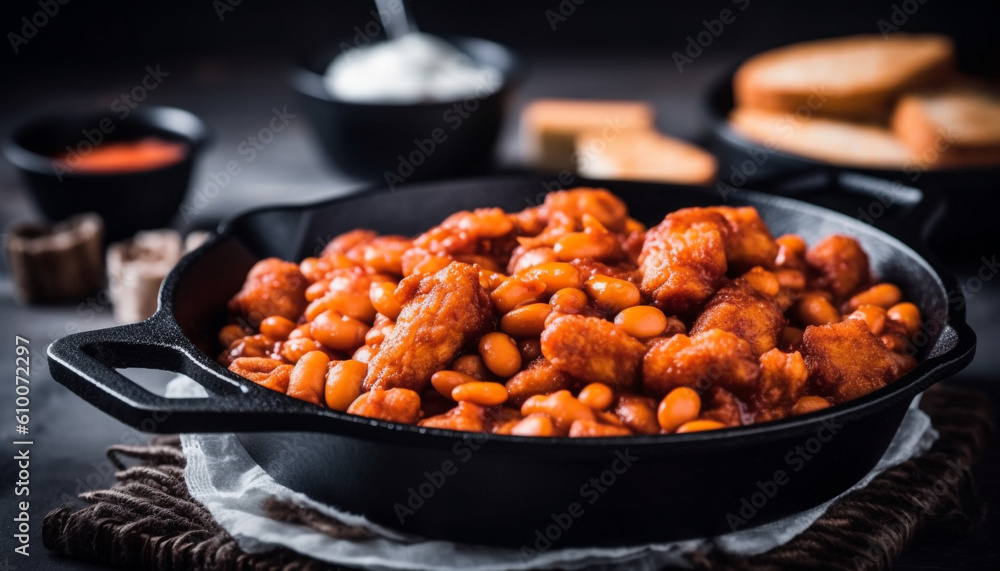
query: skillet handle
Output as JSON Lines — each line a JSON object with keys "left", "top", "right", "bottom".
{"left": 46, "top": 316, "right": 326, "bottom": 433}
{"left": 752, "top": 169, "right": 944, "bottom": 249}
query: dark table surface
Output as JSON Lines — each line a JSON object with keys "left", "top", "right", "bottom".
{"left": 0, "top": 50, "right": 998, "bottom": 570}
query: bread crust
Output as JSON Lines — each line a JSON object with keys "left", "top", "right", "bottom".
{"left": 734, "top": 34, "right": 954, "bottom": 120}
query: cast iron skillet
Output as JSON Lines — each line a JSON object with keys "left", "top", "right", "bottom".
{"left": 701, "top": 65, "right": 1000, "bottom": 252}
{"left": 47, "top": 174, "right": 975, "bottom": 548}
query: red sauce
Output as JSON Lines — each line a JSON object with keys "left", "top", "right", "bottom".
{"left": 57, "top": 137, "right": 187, "bottom": 173}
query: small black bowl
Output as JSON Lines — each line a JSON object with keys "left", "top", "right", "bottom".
{"left": 291, "top": 36, "right": 520, "bottom": 183}
{"left": 701, "top": 67, "right": 1000, "bottom": 261}
{"left": 3, "top": 106, "right": 210, "bottom": 242}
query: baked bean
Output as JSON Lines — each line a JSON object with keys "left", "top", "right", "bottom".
{"left": 569, "top": 419, "right": 632, "bottom": 437}
{"left": 305, "top": 280, "right": 330, "bottom": 302}
{"left": 614, "top": 306, "right": 668, "bottom": 338}
{"left": 880, "top": 332, "right": 908, "bottom": 352}
{"left": 325, "top": 359, "right": 367, "bottom": 411}
{"left": 299, "top": 257, "right": 328, "bottom": 282}
{"left": 450, "top": 355, "right": 492, "bottom": 381}
{"left": 797, "top": 293, "right": 840, "bottom": 326}
{"left": 846, "top": 283, "right": 902, "bottom": 312}
{"left": 287, "top": 351, "right": 329, "bottom": 405}
{"left": 219, "top": 324, "right": 247, "bottom": 348}
{"left": 311, "top": 310, "right": 369, "bottom": 351}
{"left": 369, "top": 281, "right": 402, "bottom": 320}
{"left": 510, "top": 414, "right": 557, "bottom": 437}
{"left": 260, "top": 316, "right": 296, "bottom": 340}
{"left": 478, "top": 269, "right": 507, "bottom": 292}
{"left": 500, "top": 303, "right": 552, "bottom": 337}
{"left": 741, "top": 267, "right": 780, "bottom": 297}
{"left": 362, "top": 240, "right": 409, "bottom": 275}
{"left": 352, "top": 344, "right": 374, "bottom": 364}
{"left": 518, "top": 338, "right": 542, "bottom": 362}
{"left": 287, "top": 323, "right": 312, "bottom": 340}
{"left": 458, "top": 207, "right": 514, "bottom": 238}
{"left": 554, "top": 231, "right": 616, "bottom": 261}
{"left": 775, "top": 234, "right": 807, "bottom": 268}
{"left": 782, "top": 326, "right": 804, "bottom": 349}
{"left": 411, "top": 255, "right": 451, "bottom": 275}
{"left": 432, "top": 370, "right": 478, "bottom": 400}
{"left": 887, "top": 302, "right": 921, "bottom": 338}
{"left": 478, "top": 332, "right": 522, "bottom": 378}
{"left": 518, "top": 262, "right": 583, "bottom": 296}
{"left": 657, "top": 387, "right": 701, "bottom": 432}
{"left": 614, "top": 394, "right": 660, "bottom": 435}
{"left": 675, "top": 419, "right": 726, "bottom": 433}
{"left": 585, "top": 275, "right": 640, "bottom": 313}
{"left": 452, "top": 381, "right": 509, "bottom": 406}
{"left": 521, "top": 390, "right": 594, "bottom": 431}
{"left": 280, "top": 338, "right": 323, "bottom": 362}
{"left": 846, "top": 304, "right": 887, "bottom": 335}
{"left": 578, "top": 383, "right": 614, "bottom": 411}
{"left": 549, "top": 287, "right": 589, "bottom": 313}
{"left": 596, "top": 410, "right": 625, "bottom": 426}
{"left": 490, "top": 276, "right": 546, "bottom": 313}
{"left": 775, "top": 269, "right": 806, "bottom": 290}
{"left": 790, "top": 395, "right": 831, "bottom": 416}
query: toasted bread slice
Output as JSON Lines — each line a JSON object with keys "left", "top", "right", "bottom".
{"left": 735, "top": 34, "right": 954, "bottom": 120}
{"left": 575, "top": 129, "right": 716, "bottom": 185}
{"left": 521, "top": 99, "right": 655, "bottom": 171}
{"left": 892, "top": 82, "right": 1000, "bottom": 168}
{"left": 729, "top": 107, "right": 921, "bottom": 169}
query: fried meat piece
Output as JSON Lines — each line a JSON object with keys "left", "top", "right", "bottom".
{"left": 364, "top": 263, "right": 495, "bottom": 392}
{"left": 805, "top": 235, "right": 871, "bottom": 300}
{"left": 801, "top": 318, "right": 899, "bottom": 404}
{"left": 228, "top": 258, "right": 308, "bottom": 324}
{"left": 642, "top": 329, "right": 760, "bottom": 398}
{"left": 754, "top": 349, "right": 809, "bottom": 421}
{"left": 705, "top": 206, "right": 779, "bottom": 272}
{"left": 505, "top": 357, "right": 576, "bottom": 406}
{"left": 638, "top": 208, "right": 730, "bottom": 315}
{"left": 540, "top": 314, "right": 646, "bottom": 389}
{"left": 538, "top": 188, "right": 629, "bottom": 232}
{"left": 690, "top": 280, "right": 786, "bottom": 357}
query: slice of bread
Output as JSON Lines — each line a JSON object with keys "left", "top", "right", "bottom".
{"left": 575, "top": 129, "right": 716, "bottom": 185}
{"left": 521, "top": 99, "right": 655, "bottom": 171}
{"left": 729, "top": 107, "right": 921, "bottom": 169}
{"left": 892, "top": 82, "right": 1000, "bottom": 168}
{"left": 735, "top": 34, "right": 954, "bottom": 120}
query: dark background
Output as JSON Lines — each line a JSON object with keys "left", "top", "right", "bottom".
{"left": 1, "top": 1, "right": 999, "bottom": 569}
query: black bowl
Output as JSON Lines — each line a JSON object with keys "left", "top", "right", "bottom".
{"left": 701, "top": 67, "right": 1000, "bottom": 258}
{"left": 291, "top": 36, "right": 520, "bottom": 183}
{"left": 3, "top": 106, "right": 210, "bottom": 242}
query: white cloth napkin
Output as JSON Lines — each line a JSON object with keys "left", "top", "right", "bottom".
{"left": 167, "top": 377, "right": 936, "bottom": 571}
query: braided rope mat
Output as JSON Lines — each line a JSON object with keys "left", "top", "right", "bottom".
{"left": 43, "top": 385, "right": 994, "bottom": 571}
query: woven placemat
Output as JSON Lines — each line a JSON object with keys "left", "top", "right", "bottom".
{"left": 42, "top": 385, "right": 994, "bottom": 571}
